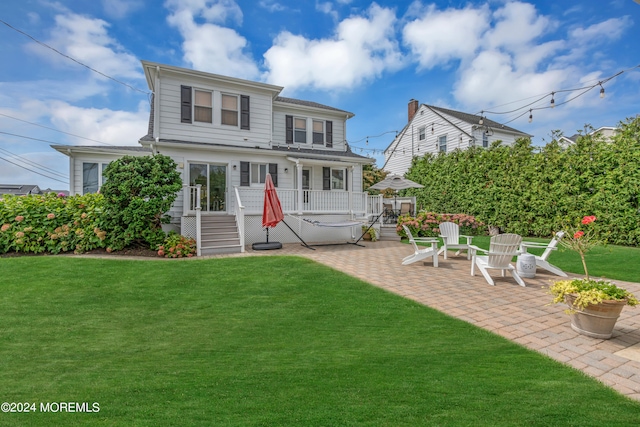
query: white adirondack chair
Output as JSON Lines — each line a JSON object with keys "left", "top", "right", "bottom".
{"left": 438, "top": 221, "right": 473, "bottom": 260}
{"left": 401, "top": 225, "right": 439, "bottom": 267}
{"left": 469, "top": 233, "right": 525, "bottom": 287}
{"left": 519, "top": 231, "right": 568, "bottom": 277}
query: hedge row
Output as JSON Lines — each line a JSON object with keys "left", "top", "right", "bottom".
{"left": 402, "top": 116, "right": 640, "bottom": 245}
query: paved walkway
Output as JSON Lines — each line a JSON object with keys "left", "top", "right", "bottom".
{"left": 239, "top": 240, "right": 640, "bottom": 401}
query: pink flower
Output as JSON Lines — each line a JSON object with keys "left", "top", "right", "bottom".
{"left": 1, "top": 224, "right": 10, "bottom": 232}
{"left": 582, "top": 215, "right": 596, "bottom": 225}
{"left": 57, "top": 192, "right": 66, "bottom": 197}
{"left": 15, "top": 231, "right": 24, "bottom": 238}
{"left": 574, "top": 231, "right": 585, "bottom": 239}
{"left": 15, "top": 216, "right": 24, "bottom": 222}
{"left": 47, "top": 213, "right": 55, "bottom": 220}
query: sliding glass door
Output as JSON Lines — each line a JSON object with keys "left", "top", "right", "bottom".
{"left": 189, "top": 163, "right": 227, "bottom": 212}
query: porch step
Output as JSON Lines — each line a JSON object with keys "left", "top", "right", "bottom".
{"left": 199, "top": 216, "right": 242, "bottom": 255}
{"left": 378, "top": 225, "right": 400, "bottom": 241}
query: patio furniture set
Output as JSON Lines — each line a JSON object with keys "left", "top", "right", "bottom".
{"left": 402, "top": 223, "right": 568, "bottom": 287}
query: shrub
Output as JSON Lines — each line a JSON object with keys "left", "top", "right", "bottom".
{"left": 99, "top": 154, "right": 182, "bottom": 251}
{"left": 396, "top": 212, "right": 485, "bottom": 238}
{"left": 0, "top": 193, "right": 107, "bottom": 254}
{"left": 157, "top": 233, "right": 196, "bottom": 258}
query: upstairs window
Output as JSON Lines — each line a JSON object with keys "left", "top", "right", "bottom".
{"left": 194, "top": 90, "right": 212, "bottom": 123}
{"left": 439, "top": 135, "right": 447, "bottom": 152}
{"left": 294, "top": 118, "right": 307, "bottom": 143}
{"left": 313, "top": 120, "right": 324, "bottom": 144}
{"left": 221, "top": 94, "right": 238, "bottom": 126}
{"left": 482, "top": 132, "right": 488, "bottom": 148}
{"left": 418, "top": 126, "right": 426, "bottom": 141}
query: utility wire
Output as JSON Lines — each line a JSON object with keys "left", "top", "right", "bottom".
{"left": 0, "top": 112, "right": 115, "bottom": 146}
{"left": 0, "top": 146, "right": 67, "bottom": 178}
{"left": 0, "top": 18, "right": 149, "bottom": 95}
{"left": 0, "top": 155, "right": 68, "bottom": 184}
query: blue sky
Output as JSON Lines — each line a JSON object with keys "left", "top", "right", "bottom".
{"left": 1, "top": 0, "right": 639, "bottom": 190}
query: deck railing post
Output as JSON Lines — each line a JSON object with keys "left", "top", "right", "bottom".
{"left": 195, "top": 184, "right": 201, "bottom": 257}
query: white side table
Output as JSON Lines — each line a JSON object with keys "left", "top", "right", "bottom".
{"left": 516, "top": 253, "right": 536, "bottom": 278}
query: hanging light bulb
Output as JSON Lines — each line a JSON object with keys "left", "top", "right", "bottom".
{"left": 479, "top": 111, "right": 484, "bottom": 125}
{"left": 528, "top": 109, "right": 533, "bottom": 123}
{"left": 550, "top": 92, "right": 555, "bottom": 108}
{"left": 599, "top": 84, "right": 605, "bottom": 99}
{"left": 431, "top": 123, "right": 434, "bottom": 134}
{"left": 366, "top": 138, "right": 369, "bottom": 146}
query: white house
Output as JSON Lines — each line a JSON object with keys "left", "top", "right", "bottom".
{"left": 383, "top": 100, "right": 530, "bottom": 176}
{"left": 558, "top": 126, "right": 618, "bottom": 148}
{"left": 52, "top": 60, "right": 376, "bottom": 254}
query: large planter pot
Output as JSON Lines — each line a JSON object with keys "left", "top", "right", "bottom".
{"left": 564, "top": 294, "right": 627, "bottom": 339}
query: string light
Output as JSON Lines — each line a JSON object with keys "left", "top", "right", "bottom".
{"left": 479, "top": 112, "right": 484, "bottom": 125}
{"left": 599, "top": 83, "right": 605, "bottom": 99}
{"left": 528, "top": 109, "right": 533, "bottom": 123}
{"left": 550, "top": 92, "right": 555, "bottom": 108}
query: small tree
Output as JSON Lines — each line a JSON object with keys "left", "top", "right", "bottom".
{"left": 99, "top": 154, "right": 182, "bottom": 251}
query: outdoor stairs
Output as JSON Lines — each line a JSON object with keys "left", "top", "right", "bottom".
{"left": 378, "top": 224, "right": 401, "bottom": 241}
{"left": 200, "top": 215, "right": 243, "bottom": 256}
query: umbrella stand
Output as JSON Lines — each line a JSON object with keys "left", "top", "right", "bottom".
{"left": 252, "top": 226, "right": 283, "bottom": 250}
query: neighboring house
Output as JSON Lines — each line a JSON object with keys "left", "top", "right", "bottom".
{"left": 383, "top": 100, "right": 530, "bottom": 176}
{"left": 52, "top": 60, "right": 374, "bottom": 254}
{"left": 558, "top": 126, "right": 618, "bottom": 148}
{"left": 0, "top": 184, "right": 42, "bottom": 196}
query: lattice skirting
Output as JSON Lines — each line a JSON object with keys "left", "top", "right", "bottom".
{"left": 181, "top": 216, "right": 197, "bottom": 239}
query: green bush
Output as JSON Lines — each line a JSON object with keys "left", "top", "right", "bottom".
{"left": 98, "top": 154, "right": 182, "bottom": 251}
{"left": 0, "top": 193, "right": 107, "bottom": 254}
{"left": 396, "top": 212, "right": 485, "bottom": 238}
{"left": 157, "top": 232, "right": 196, "bottom": 258}
{"left": 404, "top": 116, "right": 640, "bottom": 245}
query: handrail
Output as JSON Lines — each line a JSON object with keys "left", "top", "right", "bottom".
{"left": 195, "top": 184, "right": 201, "bottom": 257}
{"left": 234, "top": 186, "right": 245, "bottom": 252}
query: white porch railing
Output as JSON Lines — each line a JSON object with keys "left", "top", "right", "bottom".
{"left": 235, "top": 188, "right": 371, "bottom": 215}
{"left": 233, "top": 186, "right": 245, "bottom": 252}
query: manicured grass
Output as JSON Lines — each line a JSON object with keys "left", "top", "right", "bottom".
{"left": 468, "top": 235, "right": 640, "bottom": 283}
{"left": 1, "top": 256, "right": 639, "bottom": 425}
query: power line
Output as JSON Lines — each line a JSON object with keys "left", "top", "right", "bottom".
{"left": 0, "top": 112, "right": 115, "bottom": 146}
{"left": 0, "top": 18, "right": 149, "bottom": 95}
{"left": 0, "top": 130, "right": 70, "bottom": 146}
{"left": 0, "top": 155, "right": 68, "bottom": 184}
{"left": 0, "top": 146, "right": 67, "bottom": 178}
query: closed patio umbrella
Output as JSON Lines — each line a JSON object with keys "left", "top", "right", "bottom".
{"left": 253, "top": 173, "right": 284, "bottom": 250}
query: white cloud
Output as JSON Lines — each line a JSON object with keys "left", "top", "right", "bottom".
{"left": 569, "top": 16, "right": 632, "bottom": 44}
{"left": 402, "top": 4, "right": 490, "bottom": 70}
{"left": 26, "top": 12, "right": 142, "bottom": 81}
{"left": 484, "top": 2, "right": 553, "bottom": 52}
{"left": 263, "top": 4, "right": 403, "bottom": 91}
{"left": 101, "top": 0, "right": 144, "bottom": 19}
{"left": 259, "top": 0, "right": 287, "bottom": 12}
{"left": 316, "top": 2, "right": 338, "bottom": 21}
{"left": 165, "top": 0, "right": 259, "bottom": 79}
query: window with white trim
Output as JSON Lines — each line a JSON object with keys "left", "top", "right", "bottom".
{"left": 418, "top": 126, "right": 426, "bottom": 141}
{"left": 313, "top": 120, "right": 324, "bottom": 144}
{"left": 294, "top": 118, "right": 307, "bottom": 143}
{"left": 194, "top": 90, "right": 212, "bottom": 123}
{"left": 438, "top": 135, "right": 447, "bottom": 152}
{"left": 331, "top": 168, "right": 345, "bottom": 190}
{"left": 221, "top": 94, "right": 238, "bottom": 126}
{"left": 251, "top": 163, "right": 268, "bottom": 184}
{"left": 82, "top": 162, "right": 108, "bottom": 194}
{"left": 482, "top": 132, "right": 488, "bottom": 148}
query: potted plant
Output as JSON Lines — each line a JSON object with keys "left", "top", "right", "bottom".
{"left": 549, "top": 215, "right": 638, "bottom": 339}
{"left": 361, "top": 225, "right": 378, "bottom": 242}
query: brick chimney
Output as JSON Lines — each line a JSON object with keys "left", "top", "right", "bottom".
{"left": 408, "top": 99, "right": 419, "bottom": 122}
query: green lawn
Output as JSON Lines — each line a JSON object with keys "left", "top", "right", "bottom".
{"left": 1, "top": 256, "right": 639, "bottom": 426}
{"left": 467, "top": 235, "right": 640, "bottom": 283}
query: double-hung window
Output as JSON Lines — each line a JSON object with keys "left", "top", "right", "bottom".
{"left": 331, "top": 169, "right": 345, "bottom": 190}
{"left": 194, "top": 90, "right": 212, "bottom": 123}
{"left": 82, "top": 162, "right": 108, "bottom": 194}
{"left": 221, "top": 94, "right": 238, "bottom": 126}
{"left": 438, "top": 135, "right": 447, "bottom": 152}
{"left": 482, "top": 132, "right": 488, "bottom": 148}
{"left": 251, "top": 163, "right": 268, "bottom": 184}
{"left": 418, "top": 126, "right": 426, "bottom": 141}
{"left": 294, "top": 118, "right": 307, "bottom": 143}
{"left": 313, "top": 120, "right": 324, "bottom": 144}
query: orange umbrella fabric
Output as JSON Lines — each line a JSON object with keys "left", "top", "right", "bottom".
{"left": 262, "top": 173, "right": 284, "bottom": 228}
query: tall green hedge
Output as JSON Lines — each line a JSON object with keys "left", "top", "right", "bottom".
{"left": 403, "top": 116, "right": 640, "bottom": 245}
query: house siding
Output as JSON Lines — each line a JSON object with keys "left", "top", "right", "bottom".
{"left": 157, "top": 74, "right": 273, "bottom": 148}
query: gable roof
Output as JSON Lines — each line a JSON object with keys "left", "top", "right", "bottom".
{"left": 274, "top": 96, "right": 354, "bottom": 117}
{"left": 427, "top": 105, "right": 528, "bottom": 135}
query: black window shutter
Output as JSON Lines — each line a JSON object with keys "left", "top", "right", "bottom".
{"left": 240, "top": 95, "right": 250, "bottom": 130}
{"left": 326, "top": 121, "right": 333, "bottom": 148}
{"left": 323, "top": 167, "right": 331, "bottom": 190}
{"left": 269, "top": 163, "right": 278, "bottom": 187}
{"left": 285, "top": 115, "right": 293, "bottom": 144}
{"left": 345, "top": 168, "right": 348, "bottom": 191}
{"left": 240, "top": 162, "right": 250, "bottom": 186}
{"left": 181, "top": 85, "right": 192, "bottom": 123}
